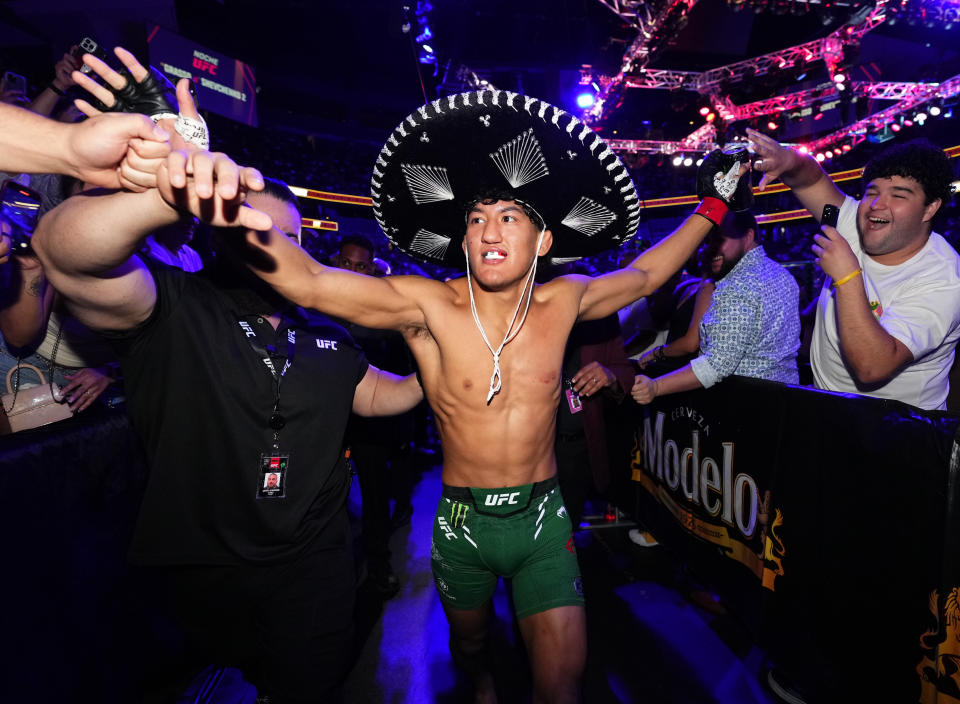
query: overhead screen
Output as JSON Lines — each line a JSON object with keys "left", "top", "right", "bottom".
{"left": 147, "top": 25, "right": 258, "bottom": 127}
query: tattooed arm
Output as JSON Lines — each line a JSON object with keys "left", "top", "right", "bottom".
{"left": 0, "top": 252, "right": 55, "bottom": 351}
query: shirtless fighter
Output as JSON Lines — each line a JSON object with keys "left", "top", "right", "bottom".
{"left": 242, "top": 91, "right": 751, "bottom": 703}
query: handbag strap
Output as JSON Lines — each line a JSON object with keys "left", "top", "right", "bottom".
{"left": 5, "top": 362, "right": 48, "bottom": 392}
{"left": 2, "top": 324, "right": 64, "bottom": 415}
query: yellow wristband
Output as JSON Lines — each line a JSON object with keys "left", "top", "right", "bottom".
{"left": 832, "top": 268, "right": 862, "bottom": 289}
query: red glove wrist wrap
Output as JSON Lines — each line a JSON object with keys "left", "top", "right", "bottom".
{"left": 694, "top": 197, "right": 729, "bottom": 227}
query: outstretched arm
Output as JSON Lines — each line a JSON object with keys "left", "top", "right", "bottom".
{"left": 0, "top": 102, "right": 169, "bottom": 189}
{"left": 578, "top": 149, "right": 749, "bottom": 321}
{"left": 241, "top": 224, "right": 434, "bottom": 331}
{"left": 747, "top": 128, "right": 845, "bottom": 221}
{"left": 352, "top": 366, "right": 423, "bottom": 417}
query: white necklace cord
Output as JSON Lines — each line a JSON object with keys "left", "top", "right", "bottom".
{"left": 465, "top": 226, "right": 547, "bottom": 404}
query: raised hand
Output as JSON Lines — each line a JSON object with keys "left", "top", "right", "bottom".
{"left": 72, "top": 46, "right": 176, "bottom": 120}
{"left": 65, "top": 112, "right": 171, "bottom": 191}
{"left": 52, "top": 50, "right": 82, "bottom": 93}
{"left": 697, "top": 144, "right": 753, "bottom": 211}
{"left": 812, "top": 225, "right": 860, "bottom": 284}
{"left": 156, "top": 150, "right": 272, "bottom": 231}
{"left": 745, "top": 128, "right": 800, "bottom": 191}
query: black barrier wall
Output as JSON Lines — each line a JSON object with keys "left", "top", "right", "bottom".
{"left": 610, "top": 376, "right": 960, "bottom": 703}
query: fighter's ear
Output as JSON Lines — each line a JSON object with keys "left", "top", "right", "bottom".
{"left": 537, "top": 229, "right": 554, "bottom": 257}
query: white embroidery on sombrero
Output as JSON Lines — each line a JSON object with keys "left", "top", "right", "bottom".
{"left": 603, "top": 186, "right": 611, "bottom": 194}
{"left": 431, "top": 99, "right": 442, "bottom": 114}
{"left": 420, "top": 132, "right": 430, "bottom": 143}
{"left": 491, "top": 89, "right": 502, "bottom": 105}
{"left": 551, "top": 107, "right": 561, "bottom": 125}
{"left": 537, "top": 103, "right": 548, "bottom": 120}
{"left": 447, "top": 94, "right": 457, "bottom": 110}
{"left": 464, "top": 93, "right": 472, "bottom": 107}
{"left": 523, "top": 96, "right": 536, "bottom": 114}
{"left": 409, "top": 229, "right": 451, "bottom": 260}
{"left": 418, "top": 106, "right": 430, "bottom": 120}
{"left": 388, "top": 135, "right": 399, "bottom": 148}
{"left": 506, "top": 92, "right": 518, "bottom": 110}
{"left": 406, "top": 115, "right": 418, "bottom": 128}
{"left": 479, "top": 115, "right": 491, "bottom": 127}
{"left": 477, "top": 92, "right": 486, "bottom": 106}
{"left": 561, "top": 197, "right": 617, "bottom": 237}
{"left": 397, "top": 123, "right": 408, "bottom": 138}
{"left": 577, "top": 125, "right": 591, "bottom": 142}
{"left": 566, "top": 116, "right": 581, "bottom": 135}
{"left": 598, "top": 147, "right": 613, "bottom": 161}
{"left": 567, "top": 150, "right": 577, "bottom": 160}
{"left": 401, "top": 164, "right": 454, "bottom": 204}
{"left": 373, "top": 166, "right": 384, "bottom": 178}
{"left": 489, "top": 128, "right": 549, "bottom": 190}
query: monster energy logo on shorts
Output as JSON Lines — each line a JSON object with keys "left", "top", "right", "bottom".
{"left": 450, "top": 500, "right": 470, "bottom": 528}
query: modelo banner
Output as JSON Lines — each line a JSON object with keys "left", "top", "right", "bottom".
{"left": 609, "top": 376, "right": 960, "bottom": 702}
{"left": 147, "top": 25, "right": 258, "bottom": 127}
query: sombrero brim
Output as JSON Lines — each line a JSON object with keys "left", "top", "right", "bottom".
{"left": 370, "top": 90, "right": 641, "bottom": 268}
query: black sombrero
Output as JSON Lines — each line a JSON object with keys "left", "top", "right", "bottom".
{"left": 370, "top": 90, "right": 641, "bottom": 268}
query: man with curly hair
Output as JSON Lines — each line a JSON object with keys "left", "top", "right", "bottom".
{"left": 749, "top": 130, "right": 960, "bottom": 409}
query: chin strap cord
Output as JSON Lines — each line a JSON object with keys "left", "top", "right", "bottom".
{"left": 465, "top": 225, "right": 547, "bottom": 404}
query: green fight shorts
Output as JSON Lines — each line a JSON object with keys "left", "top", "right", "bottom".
{"left": 431, "top": 475, "right": 585, "bottom": 620}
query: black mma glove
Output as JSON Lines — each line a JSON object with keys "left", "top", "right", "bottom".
{"left": 105, "top": 66, "right": 177, "bottom": 119}
{"left": 694, "top": 144, "right": 754, "bottom": 226}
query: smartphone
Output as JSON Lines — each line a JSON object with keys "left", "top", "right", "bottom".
{"left": 0, "top": 180, "right": 43, "bottom": 251}
{"left": 72, "top": 37, "right": 109, "bottom": 74}
{"left": 821, "top": 204, "right": 840, "bottom": 228}
{"left": 1, "top": 71, "right": 26, "bottom": 95}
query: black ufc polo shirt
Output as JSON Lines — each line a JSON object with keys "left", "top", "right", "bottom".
{"left": 106, "top": 263, "right": 368, "bottom": 566}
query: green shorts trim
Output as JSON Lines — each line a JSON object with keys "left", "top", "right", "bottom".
{"left": 431, "top": 477, "right": 585, "bottom": 620}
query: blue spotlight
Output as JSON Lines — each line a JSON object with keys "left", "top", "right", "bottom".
{"left": 576, "top": 92, "right": 596, "bottom": 109}
{"left": 422, "top": 44, "right": 434, "bottom": 54}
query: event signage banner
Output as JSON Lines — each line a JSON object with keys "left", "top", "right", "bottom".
{"left": 147, "top": 25, "right": 258, "bottom": 127}
{"left": 612, "top": 376, "right": 960, "bottom": 702}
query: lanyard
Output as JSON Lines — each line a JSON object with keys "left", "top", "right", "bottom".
{"left": 238, "top": 317, "right": 297, "bottom": 449}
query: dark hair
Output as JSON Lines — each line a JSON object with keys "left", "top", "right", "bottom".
{"left": 339, "top": 233, "right": 375, "bottom": 259}
{"left": 260, "top": 176, "right": 300, "bottom": 210}
{"left": 464, "top": 187, "right": 546, "bottom": 232}
{"left": 862, "top": 139, "right": 954, "bottom": 205}
{"left": 719, "top": 210, "right": 758, "bottom": 240}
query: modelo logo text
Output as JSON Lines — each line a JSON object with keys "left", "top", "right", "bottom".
{"left": 643, "top": 411, "right": 758, "bottom": 539}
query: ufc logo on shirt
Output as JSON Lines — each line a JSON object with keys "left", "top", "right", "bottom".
{"left": 316, "top": 339, "right": 339, "bottom": 350}
{"left": 485, "top": 492, "right": 520, "bottom": 507}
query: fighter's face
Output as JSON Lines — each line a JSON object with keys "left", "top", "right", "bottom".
{"left": 856, "top": 176, "right": 940, "bottom": 261}
{"left": 462, "top": 201, "right": 552, "bottom": 291}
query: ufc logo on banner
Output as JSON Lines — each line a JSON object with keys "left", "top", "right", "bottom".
{"left": 485, "top": 492, "right": 520, "bottom": 507}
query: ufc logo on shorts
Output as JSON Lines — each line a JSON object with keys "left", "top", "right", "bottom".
{"left": 437, "top": 516, "right": 458, "bottom": 540}
{"left": 316, "top": 339, "right": 339, "bottom": 350}
{"left": 485, "top": 492, "right": 520, "bottom": 507}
